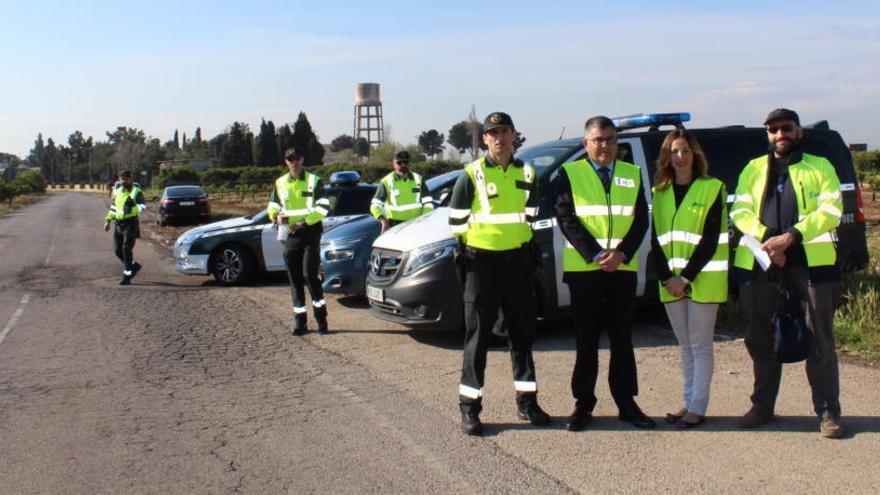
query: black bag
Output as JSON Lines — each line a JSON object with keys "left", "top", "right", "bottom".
{"left": 770, "top": 281, "right": 812, "bottom": 363}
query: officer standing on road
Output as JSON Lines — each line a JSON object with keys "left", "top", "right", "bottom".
{"left": 268, "top": 147, "right": 331, "bottom": 335}
{"left": 730, "top": 108, "right": 845, "bottom": 438}
{"left": 103, "top": 170, "right": 146, "bottom": 285}
{"left": 555, "top": 115, "right": 654, "bottom": 431}
{"left": 370, "top": 150, "right": 434, "bottom": 233}
{"left": 448, "top": 111, "right": 549, "bottom": 436}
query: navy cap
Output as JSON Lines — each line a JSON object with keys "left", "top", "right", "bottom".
{"left": 285, "top": 147, "right": 304, "bottom": 160}
{"left": 763, "top": 108, "right": 800, "bottom": 126}
{"left": 482, "top": 112, "right": 515, "bottom": 133}
{"left": 394, "top": 149, "right": 411, "bottom": 161}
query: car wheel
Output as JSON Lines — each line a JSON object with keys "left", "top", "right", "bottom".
{"left": 211, "top": 244, "right": 254, "bottom": 285}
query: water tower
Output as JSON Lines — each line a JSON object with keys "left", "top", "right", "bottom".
{"left": 354, "top": 83, "right": 384, "bottom": 147}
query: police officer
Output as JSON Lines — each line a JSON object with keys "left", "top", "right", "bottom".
{"left": 370, "top": 150, "right": 434, "bottom": 232}
{"left": 268, "top": 147, "right": 331, "bottom": 335}
{"left": 448, "top": 111, "right": 549, "bottom": 436}
{"left": 103, "top": 170, "right": 145, "bottom": 285}
{"left": 555, "top": 115, "right": 654, "bottom": 431}
{"left": 731, "top": 108, "right": 844, "bottom": 438}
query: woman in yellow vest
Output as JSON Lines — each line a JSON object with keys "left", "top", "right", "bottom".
{"left": 650, "top": 130, "right": 728, "bottom": 428}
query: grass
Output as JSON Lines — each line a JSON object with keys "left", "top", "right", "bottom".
{"left": 834, "top": 227, "right": 880, "bottom": 361}
{"left": 0, "top": 194, "right": 47, "bottom": 217}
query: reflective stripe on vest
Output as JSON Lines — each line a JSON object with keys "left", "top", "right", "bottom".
{"left": 110, "top": 186, "right": 143, "bottom": 220}
{"left": 653, "top": 177, "right": 728, "bottom": 303}
{"left": 730, "top": 153, "right": 841, "bottom": 271}
{"left": 461, "top": 157, "right": 534, "bottom": 251}
{"left": 274, "top": 172, "right": 320, "bottom": 225}
{"left": 562, "top": 159, "right": 641, "bottom": 272}
{"left": 380, "top": 172, "right": 427, "bottom": 221}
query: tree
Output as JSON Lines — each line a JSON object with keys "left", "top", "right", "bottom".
{"left": 219, "top": 122, "right": 251, "bottom": 167}
{"left": 106, "top": 127, "right": 147, "bottom": 175}
{"left": 66, "top": 130, "right": 93, "bottom": 165}
{"left": 276, "top": 124, "right": 293, "bottom": 158}
{"left": 255, "top": 118, "right": 280, "bottom": 167}
{"left": 46, "top": 137, "right": 59, "bottom": 183}
{"left": 447, "top": 121, "right": 472, "bottom": 157}
{"left": 28, "top": 133, "right": 50, "bottom": 178}
{"left": 514, "top": 131, "right": 526, "bottom": 151}
{"left": 291, "top": 112, "right": 325, "bottom": 166}
{"left": 173, "top": 129, "right": 180, "bottom": 150}
{"left": 418, "top": 129, "right": 445, "bottom": 159}
{"left": 330, "top": 134, "right": 355, "bottom": 152}
{"left": 354, "top": 137, "right": 370, "bottom": 158}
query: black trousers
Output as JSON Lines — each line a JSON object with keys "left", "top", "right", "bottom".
{"left": 566, "top": 270, "right": 639, "bottom": 412}
{"left": 740, "top": 266, "right": 841, "bottom": 417}
{"left": 459, "top": 245, "right": 537, "bottom": 415}
{"left": 283, "top": 225, "right": 325, "bottom": 318}
{"left": 113, "top": 219, "right": 139, "bottom": 272}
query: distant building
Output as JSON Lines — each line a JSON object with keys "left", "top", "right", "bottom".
{"left": 158, "top": 159, "right": 218, "bottom": 172}
{"left": 849, "top": 143, "right": 868, "bottom": 152}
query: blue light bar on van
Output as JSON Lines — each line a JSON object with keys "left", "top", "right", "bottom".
{"left": 329, "top": 171, "right": 360, "bottom": 185}
{"left": 613, "top": 113, "right": 691, "bottom": 131}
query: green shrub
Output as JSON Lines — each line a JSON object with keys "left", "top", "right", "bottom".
{"left": 155, "top": 167, "right": 200, "bottom": 188}
{"left": 12, "top": 170, "right": 47, "bottom": 193}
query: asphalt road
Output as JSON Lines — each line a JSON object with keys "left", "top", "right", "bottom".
{"left": 1, "top": 193, "right": 878, "bottom": 494}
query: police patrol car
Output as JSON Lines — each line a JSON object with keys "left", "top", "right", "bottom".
{"left": 366, "top": 113, "right": 869, "bottom": 331}
{"left": 173, "top": 172, "right": 376, "bottom": 285}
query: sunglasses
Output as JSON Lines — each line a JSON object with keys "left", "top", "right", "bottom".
{"left": 286, "top": 155, "right": 303, "bottom": 161}
{"left": 767, "top": 124, "right": 796, "bottom": 134}
{"left": 396, "top": 160, "right": 410, "bottom": 165}
{"left": 590, "top": 136, "right": 618, "bottom": 145}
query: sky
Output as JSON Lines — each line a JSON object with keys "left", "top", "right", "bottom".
{"left": 1, "top": 0, "right": 879, "bottom": 159}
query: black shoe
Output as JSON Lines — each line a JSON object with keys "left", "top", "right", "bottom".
{"left": 292, "top": 315, "right": 308, "bottom": 336}
{"left": 317, "top": 318, "right": 329, "bottom": 334}
{"left": 119, "top": 276, "right": 131, "bottom": 285}
{"left": 131, "top": 262, "right": 142, "bottom": 278}
{"left": 618, "top": 403, "right": 657, "bottom": 429}
{"left": 517, "top": 403, "right": 551, "bottom": 426}
{"left": 564, "top": 408, "right": 593, "bottom": 432}
{"left": 461, "top": 412, "right": 482, "bottom": 436}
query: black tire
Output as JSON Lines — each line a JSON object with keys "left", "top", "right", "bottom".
{"left": 210, "top": 244, "right": 255, "bottom": 285}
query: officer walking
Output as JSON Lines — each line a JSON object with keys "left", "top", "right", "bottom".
{"left": 370, "top": 150, "right": 434, "bottom": 233}
{"left": 268, "top": 147, "right": 331, "bottom": 335}
{"left": 448, "top": 111, "right": 549, "bottom": 436}
{"left": 731, "top": 108, "right": 845, "bottom": 438}
{"left": 103, "top": 170, "right": 145, "bottom": 285}
{"left": 555, "top": 115, "right": 654, "bottom": 431}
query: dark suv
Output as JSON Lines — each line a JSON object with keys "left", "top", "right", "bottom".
{"left": 365, "top": 113, "right": 869, "bottom": 331}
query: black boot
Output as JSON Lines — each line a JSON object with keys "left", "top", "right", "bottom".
{"left": 131, "top": 262, "right": 142, "bottom": 279}
{"left": 292, "top": 314, "right": 308, "bottom": 336}
{"left": 315, "top": 305, "right": 328, "bottom": 334}
{"left": 459, "top": 403, "right": 482, "bottom": 436}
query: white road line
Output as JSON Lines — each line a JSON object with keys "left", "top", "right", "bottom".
{"left": 0, "top": 293, "right": 31, "bottom": 346}
{"left": 44, "top": 220, "right": 61, "bottom": 266}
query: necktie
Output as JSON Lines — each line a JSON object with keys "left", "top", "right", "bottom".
{"left": 599, "top": 167, "right": 611, "bottom": 190}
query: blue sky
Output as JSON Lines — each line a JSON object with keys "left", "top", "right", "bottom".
{"left": 1, "top": 1, "right": 878, "bottom": 158}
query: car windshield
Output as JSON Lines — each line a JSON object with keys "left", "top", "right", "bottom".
{"left": 326, "top": 186, "right": 375, "bottom": 215}
{"left": 165, "top": 186, "right": 205, "bottom": 198}
{"left": 515, "top": 143, "right": 581, "bottom": 179}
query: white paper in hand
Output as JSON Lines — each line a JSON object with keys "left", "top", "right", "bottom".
{"left": 276, "top": 224, "right": 289, "bottom": 242}
{"left": 740, "top": 234, "right": 771, "bottom": 271}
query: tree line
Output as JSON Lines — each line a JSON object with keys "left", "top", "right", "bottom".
{"left": 7, "top": 114, "right": 527, "bottom": 187}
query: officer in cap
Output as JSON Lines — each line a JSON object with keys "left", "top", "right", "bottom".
{"left": 370, "top": 149, "right": 434, "bottom": 233}
{"left": 267, "top": 147, "right": 331, "bottom": 335}
{"left": 448, "top": 111, "right": 549, "bottom": 436}
{"left": 103, "top": 170, "right": 146, "bottom": 285}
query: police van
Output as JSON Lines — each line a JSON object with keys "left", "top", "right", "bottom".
{"left": 365, "top": 113, "right": 869, "bottom": 331}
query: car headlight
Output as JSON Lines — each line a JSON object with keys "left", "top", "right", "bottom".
{"left": 322, "top": 238, "right": 361, "bottom": 262}
{"left": 177, "top": 231, "right": 203, "bottom": 246}
{"left": 402, "top": 239, "right": 457, "bottom": 276}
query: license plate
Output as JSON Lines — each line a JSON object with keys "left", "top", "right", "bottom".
{"left": 179, "top": 201, "right": 195, "bottom": 206}
{"left": 366, "top": 285, "right": 384, "bottom": 302}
